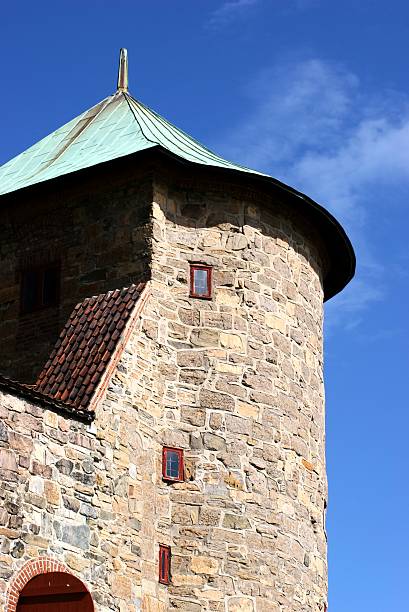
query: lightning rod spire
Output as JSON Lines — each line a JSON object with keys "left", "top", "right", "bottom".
{"left": 117, "top": 48, "right": 128, "bottom": 93}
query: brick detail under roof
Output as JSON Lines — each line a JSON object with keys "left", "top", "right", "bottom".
{"left": 35, "top": 283, "right": 145, "bottom": 409}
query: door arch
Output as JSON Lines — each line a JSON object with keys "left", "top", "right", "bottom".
{"left": 16, "top": 572, "right": 93, "bottom": 611}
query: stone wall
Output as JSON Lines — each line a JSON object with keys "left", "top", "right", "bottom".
{"left": 137, "top": 177, "right": 328, "bottom": 611}
{"left": 0, "top": 381, "right": 157, "bottom": 612}
{"left": 0, "top": 166, "right": 152, "bottom": 383}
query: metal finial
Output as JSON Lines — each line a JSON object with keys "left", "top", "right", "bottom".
{"left": 117, "top": 48, "right": 128, "bottom": 92}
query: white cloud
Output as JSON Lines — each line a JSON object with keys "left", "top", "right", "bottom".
{"left": 208, "top": 0, "right": 259, "bottom": 28}
{"left": 217, "top": 58, "right": 409, "bottom": 329}
{"left": 207, "top": 0, "right": 317, "bottom": 27}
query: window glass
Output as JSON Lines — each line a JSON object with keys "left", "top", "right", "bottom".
{"left": 165, "top": 450, "right": 180, "bottom": 479}
{"left": 159, "top": 545, "right": 171, "bottom": 584}
{"left": 193, "top": 268, "right": 209, "bottom": 296}
{"left": 161, "top": 549, "right": 167, "bottom": 576}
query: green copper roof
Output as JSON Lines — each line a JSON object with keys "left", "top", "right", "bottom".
{"left": 0, "top": 90, "right": 262, "bottom": 197}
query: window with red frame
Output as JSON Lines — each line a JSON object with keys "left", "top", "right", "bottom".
{"left": 189, "top": 265, "right": 212, "bottom": 299}
{"left": 159, "top": 545, "right": 171, "bottom": 584}
{"left": 162, "top": 447, "right": 184, "bottom": 482}
{"left": 21, "top": 264, "right": 60, "bottom": 314}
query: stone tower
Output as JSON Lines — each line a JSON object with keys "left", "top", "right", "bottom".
{"left": 0, "top": 50, "right": 354, "bottom": 611}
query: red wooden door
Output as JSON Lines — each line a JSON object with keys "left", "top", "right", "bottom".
{"left": 16, "top": 572, "right": 93, "bottom": 612}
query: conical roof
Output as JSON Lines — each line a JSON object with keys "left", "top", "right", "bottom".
{"left": 0, "top": 50, "right": 355, "bottom": 299}
{"left": 0, "top": 90, "right": 263, "bottom": 198}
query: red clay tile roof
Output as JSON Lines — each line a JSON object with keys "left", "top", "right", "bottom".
{"left": 35, "top": 283, "right": 145, "bottom": 409}
{"left": 0, "top": 373, "right": 93, "bottom": 422}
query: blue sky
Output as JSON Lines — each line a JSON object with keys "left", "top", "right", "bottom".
{"left": 1, "top": 2, "right": 408, "bottom": 610}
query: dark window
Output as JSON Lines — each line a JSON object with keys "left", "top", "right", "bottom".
{"left": 162, "top": 447, "right": 184, "bottom": 482}
{"left": 21, "top": 264, "right": 60, "bottom": 314}
{"left": 190, "top": 265, "right": 212, "bottom": 299}
{"left": 159, "top": 545, "right": 171, "bottom": 584}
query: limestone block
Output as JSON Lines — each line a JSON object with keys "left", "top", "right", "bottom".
{"left": 179, "top": 368, "right": 208, "bottom": 386}
{"left": 142, "top": 319, "right": 158, "bottom": 340}
{"left": 228, "top": 597, "right": 255, "bottom": 612}
{"left": 265, "top": 313, "right": 286, "bottom": 333}
{"left": 112, "top": 574, "right": 132, "bottom": 600}
{"left": 209, "top": 412, "right": 223, "bottom": 430}
{"left": 200, "top": 231, "right": 223, "bottom": 249}
{"left": 44, "top": 480, "right": 60, "bottom": 505}
{"left": 203, "top": 433, "right": 226, "bottom": 451}
{"left": 178, "top": 307, "right": 200, "bottom": 326}
{"left": 0, "top": 448, "right": 17, "bottom": 472}
{"left": 220, "top": 332, "right": 244, "bottom": 351}
{"left": 237, "top": 401, "right": 259, "bottom": 419}
{"left": 58, "top": 522, "right": 90, "bottom": 550}
{"left": 216, "top": 288, "right": 241, "bottom": 307}
{"left": 191, "top": 555, "right": 219, "bottom": 575}
{"left": 225, "top": 414, "right": 251, "bottom": 435}
{"left": 172, "top": 573, "right": 204, "bottom": 587}
{"left": 213, "top": 270, "right": 235, "bottom": 286}
{"left": 216, "top": 361, "right": 242, "bottom": 375}
{"left": 199, "top": 389, "right": 234, "bottom": 412}
{"left": 196, "top": 588, "right": 224, "bottom": 601}
{"left": 9, "top": 430, "right": 33, "bottom": 456}
{"left": 168, "top": 599, "right": 201, "bottom": 611}
{"left": 222, "top": 513, "right": 251, "bottom": 530}
{"left": 162, "top": 429, "right": 190, "bottom": 448}
{"left": 180, "top": 406, "right": 206, "bottom": 427}
{"left": 191, "top": 328, "right": 219, "bottom": 347}
{"left": 172, "top": 504, "right": 199, "bottom": 525}
{"left": 226, "top": 233, "right": 248, "bottom": 251}
{"left": 199, "top": 507, "right": 221, "bottom": 526}
{"left": 44, "top": 410, "right": 58, "bottom": 428}
{"left": 64, "top": 552, "right": 90, "bottom": 572}
{"left": 177, "top": 350, "right": 205, "bottom": 367}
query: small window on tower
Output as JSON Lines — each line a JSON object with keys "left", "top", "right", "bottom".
{"left": 190, "top": 265, "right": 212, "bottom": 299}
{"left": 162, "top": 447, "right": 184, "bottom": 482}
{"left": 159, "top": 544, "right": 171, "bottom": 585}
{"left": 21, "top": 264, "right": 60, "bottom": 314}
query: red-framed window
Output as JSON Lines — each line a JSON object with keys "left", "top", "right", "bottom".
{"left": 189, "top": 265, "right": 212, "bottom": 299}
{"left": 159, "top": 544, "right": 171, "bottom": 584}
{"left": 162, "top": 447, "right": 184, "bottom": 482}
{"left": 20, "top": 264, "right": 60, "bottom": 314}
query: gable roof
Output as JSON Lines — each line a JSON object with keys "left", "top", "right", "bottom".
{"left": 0, "top": 91, "right": 261, "bottom": 198}
{"left": 35, "top": 283, "right": 145, "bottom": 409}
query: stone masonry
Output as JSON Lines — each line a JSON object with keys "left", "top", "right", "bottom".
{"left": 143, "top": 179, "right": 328, "bottom": 611}
{"left": 0, "top": 171, "right": 330, "bottom": 611}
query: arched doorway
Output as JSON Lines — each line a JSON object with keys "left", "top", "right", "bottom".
{"left": 16, "top": 572, "right": 93, "bottom": 612}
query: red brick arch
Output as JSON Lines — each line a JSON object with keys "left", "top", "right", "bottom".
{"left": 4, "top": 556, "right": 91, "bottom": 612}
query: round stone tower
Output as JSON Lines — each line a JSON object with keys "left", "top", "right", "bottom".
{"left": 145, "top": 157, "right": 355, "bottom": 611}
